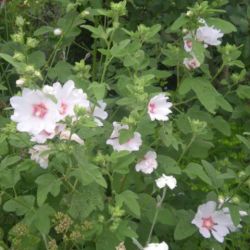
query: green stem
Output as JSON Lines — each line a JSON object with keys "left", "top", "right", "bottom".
{"left": 132, "top": 238, "right": 144, "bottom": 250}
{"left": 147, "top": 187, "right": 167, "bottom": 245}
{"left": 42, "top": 234, "right": 49, "bottom": 250}
{"left": 212, "top": 63, "right": 225, "bottom": 82}
{"left": 177, "top": 134, "right": 196, "bottom": 164}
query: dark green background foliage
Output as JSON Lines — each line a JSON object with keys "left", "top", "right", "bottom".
{"left": 0, "top": 0, "right": 250, "bottom": 249}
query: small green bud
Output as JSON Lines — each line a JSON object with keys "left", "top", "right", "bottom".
{"left": 231, "top": 196, "right": 240, "bottom": 204}
{"left": 189, "top": 118, "right": 207, "bottom": 135}
{"left": 110, "top": 1, "right": 127, "bottom": 16}
{"left": 25, "top": 65, "right": 35, "bottom": 74}
{"left": 15, "top": 16, "right": 25, "bottom": 27}
{"left": 13, "top": 52, "right": 25, "bottom": 62}
{"left": 186, "top": 10, "right": 193, "bottom": 17}
{"left": 26, "top": 37, "right": 39, "bottom": 48}
{"left": 11, "top": 32, "right": 24, "bottom": 44}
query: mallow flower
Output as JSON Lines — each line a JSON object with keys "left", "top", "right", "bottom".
{"left": 29, "top": 145, "right": 50, "bottom": 169}
{"left": 92, "top": 100, "right": 108, "bottom": 126}
{"left": 144, "top": 242, "right": 169, "bottom": 250}
{"left": 59, "top": 130, "right": 84, "bottom": 145}
{"left": 135, "top": 151, "right": 158, "bottom": 174}
{"left": 10, "top": 88, "right": 61, "bottom": 135}
{"left": 183, "top": 34, "right": 193, "bottom": 52}
{"left": 148, "top": 94, "right": 172, "bottom": 121}
{"left": 47, "top": 80, "right": 90, "bottom": 119}
{"left": 155, "top": 174, "right": 177, "bottom": 189}
{"left": 192, "top": 201, "right": 237, "bottom": 243}
{"left": 196, "top": 25, "right": 223, "bottom": 46}
{"left": 106, "top": 122, "right": 142, "bottom": 152}
{"left": 183, "top": 56, "right": 201, "bottom": 70}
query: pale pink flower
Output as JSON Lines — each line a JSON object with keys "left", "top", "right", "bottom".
{"left": 31, "top": 130, "right": 56, "bottom": 144}
{"left": 155, "top": 174, "right": 177, "bottom": 189}
{"left": 148, "top": 94, "right": 172, "bottom": 121}
{"left": 10, "top": 88, "right": 61, "bottom": 135}
{"left": 196, "top": 25, "right": 223, "bottom": 46}
{"left": 192, "top": 201, "right": 236, "bottom": 243}
{"left": 49, "top": 80, "right": 90, "bottom": 119}
{"left": 106, "top": 122, "right": 142, "bottom": 152}
{"left": 144, "top": 242, "right": 169, "bottom": 250}
{"left": 183, "top": 34, "right": 193, "bottom": 52}
{"left": 29, "top": 145, "right": 50, "bottom": 169}
{"left": 183, "top": 56, "right": 201, "bottom": 70}
{"left": 135, "top": 151, "right": 157, "bottom": 174}
{"left": 59, "top": 130, "right": 84, "bottom": 145}
{"left": 92, "top": 100, "right": 108, "bottom": 126}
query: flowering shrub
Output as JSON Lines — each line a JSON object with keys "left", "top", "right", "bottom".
{"left": 0, "top": 0, "right": 250, "bottom": 249}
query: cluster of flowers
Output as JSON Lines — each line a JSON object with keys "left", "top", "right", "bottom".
{"left": 106, "top": 93, "right": 177, "bottom": 190}
{"left": 10, "top": 80, "right": 108, "bottom": 168}
{"left": 183, "top": 18, "right": 224, "bottom": 70}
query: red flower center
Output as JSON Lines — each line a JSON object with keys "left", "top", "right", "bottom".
{"left": 202, "top": 216, "right": 215, "bottom": 230}
{"left": 148, "top": 102, "right": 156, "bottom": 113}
{"left": 59, "top": 101, "right": 68, "bottom": 115}
{"left": 33, "top": 103, "right": 48, "bottom": 119}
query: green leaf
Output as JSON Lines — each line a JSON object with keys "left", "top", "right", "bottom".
{"left": 170, "top": 14, "right": 188, "bottom": 31}
{"left": 174, "top": 211, "right": 196, "bottom": 240}
{"left": 96, "top": 228, "right": 120, "bottom": 250}
{"left": 236, "top": 135, "right": 250, "bottom": 149}
{"left": 68, "top": 184, "right": 104, "bottom": 220}
{"left": 237, "top": 85, "right": 250, "bottom": 99}
{"left": 30, "top": 204, "right": 55, "bottom": 234}
{"left": 0, "top": 53, "right": 23, "bottom": 69}
{"left": 212, "top": 116, "right": 231, "bottom": 136}
{"left": 3, "top": 195, "right": 35, "bottom": 216}
{"left": 34, "top": 26, "right": 53, "bottom": 36}
{"left": 119, "top": 129, "right": 134, "bottom": 144}
{"left": 71, "top": 163, "right": 107, "bottom": 188}
{"left": 228, "top": 205, "right": 240, "bottom": 226}
{"left": 35, "top": 174, "right": 62, "bottom": 207}
{"left": 192, "top": 40, "right": 205, "bottom": 64}
{"left": 116, "top": 190, "right": 140, "bottom": 218}
{"left": 81, "top": 25, "right": 107, "bottom": 40}
{"left": 27, "top": 51, "right": 46, "bottom": 68}
{"left": 206, "top": 18, "right": 237, "bottom": 34}
{"left": 0, "top": 155, "right": 21, "bottom": 168}
{"left": 184, "top": 163, "right": 212, "bottom": 186}
{"left": 89, "top": 82, "right": 106, "bottom": 100}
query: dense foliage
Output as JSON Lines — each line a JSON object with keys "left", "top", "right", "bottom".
{"left": 0, "top": 0, "right": 250, "bottom": 249}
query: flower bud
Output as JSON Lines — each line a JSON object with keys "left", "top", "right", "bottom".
{"left": 16, "top": 78, "right": 25, "bottom": 87}
{"left": 15, "top": 16, "right": 25, "bottom": 27}
{"left": 53, "top": 28, "right": 62, "bottom": 36}
{"left": 13, "top": 52, "right": 25, "bottom": 62}
{"left": 186, "top": 10, "right": 193, "bottom": 17}
{"left": 26, "top": 37, "right": 39, "bottom": 48}
{"left": 11, "top": 33, "right": 24, "bottom": 44}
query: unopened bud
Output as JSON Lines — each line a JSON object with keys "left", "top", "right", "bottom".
{"left": 16, "top": 78, "right": 25, "bottom": 87}
{"left": 53, "top": 28, "right": 62, "bottom": 36}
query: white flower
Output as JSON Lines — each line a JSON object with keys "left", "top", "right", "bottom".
{"left": 144, "top": 242, "right": 169, "bottom": 250}
{"left": 16, "top": 78, "right": 25, "bottom": 87}
{"left": 106, "top": 122, "right": 142, "bottom": 152}
{"left": 49, "top": 80, "right": 90, "bottom": 119}
{"left": 59, "top": 130, "right": 84, "bottom": 145}
{"left": 135, "top": 151, "right": 158, "bottom": 174}
{"left": 155, "top": 174, "right": 177, "bottom": 189}
{"left": 148, "top": 94, "right": 172, "bottom": 121}
{"left": 183, "top": 56, "right": 201, "bottom": 70}
{"left": 192, "top": 201, "right": 236, "bottom": 243}
{"left": 10, "top": 88, "right": 61, "bottom": 135}
{"left": 53, "top": 28, "right": 62, "bottom": 36}
{"left": 196, "top": 25, "right": 223, "bottom": 46}
{"left": 183, "top": 34, "right": 193, "bottom": 52}
{"left": 92, "top": 100, "right": 108, "bottom": 126}
{"left": 29, "top": 145, "right": 50, "bottom": 169}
